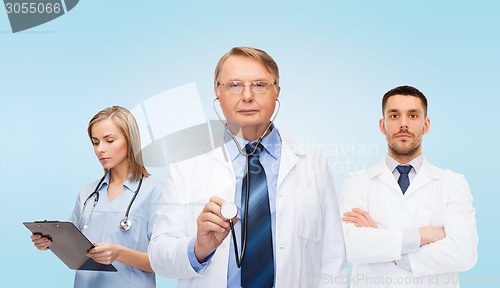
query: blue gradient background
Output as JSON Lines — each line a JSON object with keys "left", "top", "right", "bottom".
{"left": 1, "top": 1, "right": 498, "bottom": 287}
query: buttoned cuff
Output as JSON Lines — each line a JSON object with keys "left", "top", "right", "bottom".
{"left": 395, "top": 254, "right": 412, "bottom": 271}
{"left": 394, "top": 228, "right": 420, "bottom": 272}
{"left": 402, "top": 228, "right": 420, "bottom": 254}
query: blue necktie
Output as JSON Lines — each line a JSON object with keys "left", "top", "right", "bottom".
{"left": 396, "top": 165, "right": 413, "bottom": 194}
{"left": 241, "top": 143, "right": 274, "bottom": 288}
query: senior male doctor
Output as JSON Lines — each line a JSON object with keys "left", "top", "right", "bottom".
{"left": 149, "top": 46, "right": 348, "bottom": 288}
{"left": 339, "top": 85, "right": 478, "bottom": 288}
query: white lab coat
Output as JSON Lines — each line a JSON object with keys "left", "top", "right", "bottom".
{"left": 149, "top": 134, "right": 348, "bottom": 288}
{"left": 339, "top": 158, "right": 478, "bottom": 288}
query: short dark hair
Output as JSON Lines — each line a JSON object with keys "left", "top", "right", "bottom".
{"left": 382, "top": 85, "right": 428, "bottom": 116}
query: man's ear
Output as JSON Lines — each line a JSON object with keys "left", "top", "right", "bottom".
{"left": 423, "top": 117, "right": 430, "bottom": 135}
{"left": 379, "top": 118, "right": 386, "bottom": 135}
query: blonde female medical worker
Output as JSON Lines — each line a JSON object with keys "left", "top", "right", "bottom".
{"left": 31, "top": 106, "right": 163, "bottom": 288}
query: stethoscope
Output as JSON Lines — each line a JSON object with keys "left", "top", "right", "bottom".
{"left": 212, "top": 97, "right": 280, "bottom": 268}
{"left": 79, "top": 175, "right": 143, "bottom": 232}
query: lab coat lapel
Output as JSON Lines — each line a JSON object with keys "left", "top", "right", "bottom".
{"left": 182, "top": 145, "right": 235, "bottom": 204}
{"left": 403, "top": 159, "right": 440, "bottom": 197}
{"left": 276, "top": 136, "right": 301, "bottom": 190}
{"left": 369, "top": 159, "right": 403, "bottom": 196}
{"left": 211, "top": 143, "right": 234, "bottom": 172}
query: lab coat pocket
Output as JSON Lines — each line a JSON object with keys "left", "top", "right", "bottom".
{"left": 415, "top": 206, "right": 443, "bottom": 227}
{"left": 295, "top": 187, "right": 322, "bottom": 243}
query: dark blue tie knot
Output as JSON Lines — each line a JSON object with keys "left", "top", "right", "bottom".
{"left": 245, "top": 142, "right": 264, "bottom": 157}
{"left": 396, "top": 165, "right": 412, "bottom": 175}
{"left": 396, "top": 165, "right": 413, "bottom": 194}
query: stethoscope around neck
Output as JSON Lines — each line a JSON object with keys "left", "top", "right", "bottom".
{"left": 79, "top": 175, "right": 143, "bottom": 232}
{"left": 213, "top": 97, "right": 280, "bottom": 268}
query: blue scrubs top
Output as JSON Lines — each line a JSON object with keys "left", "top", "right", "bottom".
{"left": 69, "top": 172, "right": 163, "bottom": 288}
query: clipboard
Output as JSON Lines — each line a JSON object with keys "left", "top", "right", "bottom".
{"left": 23, "top": 220, "right": 117, "bottom": 272}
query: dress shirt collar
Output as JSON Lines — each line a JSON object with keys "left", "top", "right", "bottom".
{"left": 385, "top": 154, "right": 424, "bottom": 174}
{"left": 224, "top": 124, "right": 281, "bottom": 162}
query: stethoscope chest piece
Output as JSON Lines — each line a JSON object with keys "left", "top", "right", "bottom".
{"left": 120, "top": 218, "right": 132, "bottom": 231}
{"left": 221, "top": 202, "right": 238, "bottom": 220}
{"left": 221, "top": 201, "right": 245, "bottom": 267}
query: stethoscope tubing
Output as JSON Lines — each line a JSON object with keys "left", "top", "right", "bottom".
{"left": 80, "top": 175, "right": 143, "bottom": 231}
{"left": 124, "top": 177, "right": 143, "bottom": 219}
{"left": 80, "top": 175, "right": 106, "bottom": 230}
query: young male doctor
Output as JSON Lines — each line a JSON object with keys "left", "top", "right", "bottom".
{"left": 339, "top": 85, "right": 478, "bottom": 287}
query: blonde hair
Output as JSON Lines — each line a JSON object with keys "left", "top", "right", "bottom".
{"left": 214, "top": 46, "right": 280, "bottom": 85}
{"left": 87, "top": 106, "right": 150, "bottom": 181}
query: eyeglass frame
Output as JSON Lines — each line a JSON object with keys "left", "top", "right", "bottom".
{"left": 217, "top": 81, "right": 277, "bottom": 94}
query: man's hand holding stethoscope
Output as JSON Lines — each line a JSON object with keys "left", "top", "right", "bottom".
{"left": 194, "top": 196, "right": 237, "bottom": 263}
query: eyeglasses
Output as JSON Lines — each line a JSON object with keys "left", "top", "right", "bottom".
{"left": 218, "top": 81, "right": 276, "bottom": 94}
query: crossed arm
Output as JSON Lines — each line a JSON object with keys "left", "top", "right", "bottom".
{"left": 342, "top": 208, "right": 446, "bottom": 246}
{"left": 339, "top": 172, "right": 478, "bottom": 276}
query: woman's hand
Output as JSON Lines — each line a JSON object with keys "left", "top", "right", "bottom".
{"left": 86, "top": 242, "right": 120, "bottom": 265}
{"left": 31, "top": 234, "right": 52, "bottom": 250}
